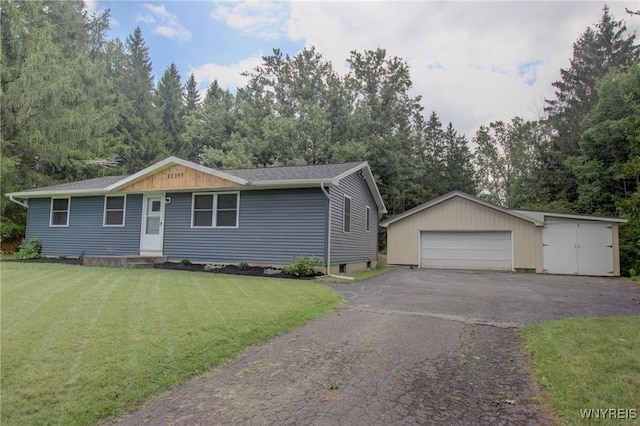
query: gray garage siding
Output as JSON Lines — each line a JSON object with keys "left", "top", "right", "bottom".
{"left": 329, "top": 171, "right": 378, "bottom": 264}
{"left": 25, "top": 195, "right": 142, "bottom": 256}
{"left": 163, "top": 188, "right": 327, "bottom": 264}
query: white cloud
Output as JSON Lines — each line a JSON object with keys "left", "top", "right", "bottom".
{"left": 135, "top": 14, "right": 155, "bottom": 25}
{"left": 211, "top": 1, "right": 288, "bottom": 40}
{"left": 85, "top": 0, "right": 98, "bottom": 15}
{"left": 190, "top": 55, "right": 264, "bottom": 93}
{"left": 285, "top": 1, "right": 640, "bottom": 138}
{"left": 137, "top": 3, "right": 192, "bottom": 42}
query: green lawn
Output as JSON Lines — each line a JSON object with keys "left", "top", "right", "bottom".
{"left": 520, "top": 316, "right": 640, "bottom": 425}
{"left": 0, "top": 262, "right": 342, "bottom": 425}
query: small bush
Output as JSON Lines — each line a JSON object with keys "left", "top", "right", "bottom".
{"left": 78, "top": 251, "right": 85, "bottom": 261}
{"left": 238, "top": 262, "right": 250, "bottom": 271}
{"left": 15, "top": 238, "right": 42, "bottom": 259}
{"left": 57, "top": 255, "right": 67, "bottom": 260}
{"left": 264, "top": 268, "right": 283, "bottom": 275}
{"left": 204, "top": 263, "right": 225, "bottom": 271}
{"left": 284, "top": 256, "right": 323, "bottom": 277}
{"left": 180, "top": 258, "right": 192, "bottom": 266}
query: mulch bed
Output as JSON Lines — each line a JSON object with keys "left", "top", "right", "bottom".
{"left": 8, "top": 257, "right": 319, "bottom": 280}
{"left": 153, "top": 262, "right": 321, "bottom": 280}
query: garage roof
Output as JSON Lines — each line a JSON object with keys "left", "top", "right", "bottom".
{"left": 381, "top": 191, "right": 629, "bottom": 228}
{"left": 513, "top": 209, "right": 628, "bottom": 224}
{"left": 380, "top": 191, "right": 546, "bottom": 227}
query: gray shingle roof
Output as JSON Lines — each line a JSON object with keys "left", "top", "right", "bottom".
{"left": 17, "top": 175, "right": 128, "bottom": 194}
{"left": 225, "top": 162, "right": 365, "bottom": 181}
{"left": 10, "top": 162, "right": 367, "bottom": 195}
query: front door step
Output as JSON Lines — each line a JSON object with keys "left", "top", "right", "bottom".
{"left": 83, "top": 255, "right": 167, "bottom": 268}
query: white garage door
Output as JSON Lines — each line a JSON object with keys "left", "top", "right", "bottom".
{"left": 420, "top": 231, "right": 512, "bottom": 270}
{"left": 543, "top": 220, "right": 614, "bottom": 276}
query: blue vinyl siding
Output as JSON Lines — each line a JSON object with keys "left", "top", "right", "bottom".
{"left": 329, "top": 171, "right": 379, "bottom": 264}
{"left": 25, "top": 195, "right": 142, "bottom": 256}
{"left": 163, "top": 188, "right": 327, "bottom": 264}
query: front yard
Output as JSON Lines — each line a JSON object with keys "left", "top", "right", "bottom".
{"left": 0, "top": 262, "right": 342, "bottom": 425}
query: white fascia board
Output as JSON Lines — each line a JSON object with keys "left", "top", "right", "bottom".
{"left": 6, "top": 189, "right": 110, "bottom": 198}
{"left": 534, "top": 211, "right": 627, "bottom": 223}
{"left": 106, "top": 156, "right": 248, "bottom": 191}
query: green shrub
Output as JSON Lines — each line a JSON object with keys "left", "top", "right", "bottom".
{"left": 180, "top": 258, "right": 192, "bottom": 266}
{"left": 15, "top": 238, "right": 42, "bottom": 259}
{"left": 204, "top": 263, "right": 225, "bottom": 271}
{"left": 238, "top": 262, "right": 250, "bottom": 271}
{"left": 284, "top": 256, "right": 323, "bottom": 277}
{"left": 264, "top": 268, "right": 283, "bottom": 275}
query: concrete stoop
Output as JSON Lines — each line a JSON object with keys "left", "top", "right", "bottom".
{"left": 83, "top": 255, "right": 167, "bottom": 269}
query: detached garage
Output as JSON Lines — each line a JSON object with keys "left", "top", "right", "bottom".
{"left": 381, "top": 191, "right": 627, "bottom": 276}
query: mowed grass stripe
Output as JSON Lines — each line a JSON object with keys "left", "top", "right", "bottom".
{"left": 0, "top": 263, "right": 342, "bottom": 425}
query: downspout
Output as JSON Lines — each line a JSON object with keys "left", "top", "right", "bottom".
{"left": 9, "top": 195, "right": 27, "bottom": 208}
{"left": 320, "top": 183, "right": 354, "bottom": 281}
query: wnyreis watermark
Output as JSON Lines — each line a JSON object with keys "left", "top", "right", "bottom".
{"left": 580, "top": 408, "right": 637, "bottom": 420}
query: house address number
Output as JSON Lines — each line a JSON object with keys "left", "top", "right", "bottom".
{"left": 167, "top": 172, "right": 184, "bottom": 179}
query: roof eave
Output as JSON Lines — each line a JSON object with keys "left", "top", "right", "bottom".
{"left": 6, "top": 189, "right": 110, "bottom": 198}
{"left": 248, "top": 179, "right": 337, "bottom": 189}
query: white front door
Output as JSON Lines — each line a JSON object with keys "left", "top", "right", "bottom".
{"left": 140, "top": 194, "right": 165, "bottom": 254}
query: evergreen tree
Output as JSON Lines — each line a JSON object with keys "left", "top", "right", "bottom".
{"left": 184, "top": 73, "right": 201, "bottom": 113}
{"left": 1, "top": 0, "right": 116, "bottom": 239}
{"left": 113, "top": 27, "right": 166, "bottom": 172}
{"left": 442, "top": 123, "right": 475, "bottom": 194}
{"left": 156, "top": 63, "right": 185, "bottom": 156}
{"left": 543, "top": 6, "right": 639, "bottom": 202}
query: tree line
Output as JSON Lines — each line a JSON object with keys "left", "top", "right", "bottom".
{"left": 1, "top": 2, "right": 638, "bottom": 273}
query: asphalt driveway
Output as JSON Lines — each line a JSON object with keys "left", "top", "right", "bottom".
{"left": 115, "top": 268, "right": 639, "bottom": 426}
{"left": 332, "top": 267, "right": 640, "bottom": 327}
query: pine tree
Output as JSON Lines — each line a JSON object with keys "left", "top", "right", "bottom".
{"left": 184, "top": 73, "right": 201, "bottom": 113}
{"left": 156, "top": 63, "right": 185, "bottom": 156}
{"left": 113, "top": 27, "right": 166, "bottom": 172}
{"left": 543, "top": 6, "right": 639, "bottom": 201}
{"left": 442, "top": 123, "right": 475, "bottom": 194}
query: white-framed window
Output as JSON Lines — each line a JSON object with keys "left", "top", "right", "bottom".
{"left": 191, "top": 192, "right": 239, "bottom": 228}
{"left": 103, "top": 195, "right": 126, "bottom": 226}
{"left": 50, "top": 197, "right": 70, "bottom": 227}
{"left": 365, "top": 206, "right": 371, "bottom": 232}
{"left": 343, "top": 195, "right": 351, "bottom": 233}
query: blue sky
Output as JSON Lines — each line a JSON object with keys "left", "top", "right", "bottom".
{"left": 89, "top": 1, "right": 640, "bottom": 138}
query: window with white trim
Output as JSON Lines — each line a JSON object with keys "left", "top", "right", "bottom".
{"left": 104, "top": 195, "right": 126, "bottom": 226}
{"left": 192, "top": 192, "right": 239, "bottom": 228}
{"left": 343, "top": 195, "right": 351, "bottom": 233}
{"left": 365, "top": 206, "right": 371, "bottom": 232}
{"left": 50, "top": 198, "right": 70, "bottom": 226}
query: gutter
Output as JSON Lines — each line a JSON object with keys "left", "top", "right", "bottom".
{"left": 9, "top": 195, "right": 27, "bottom": 208}
{"left": 320, "top": 183, "right": 355, "bottom": 281}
